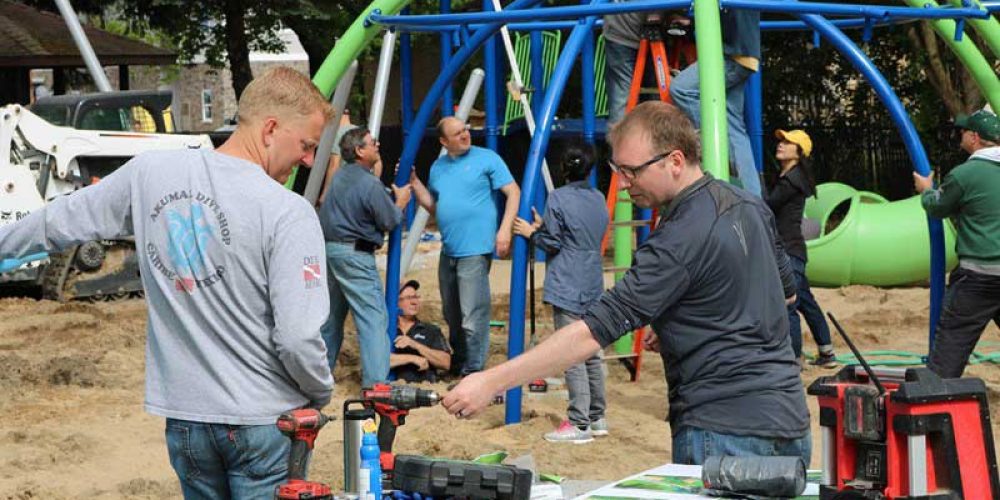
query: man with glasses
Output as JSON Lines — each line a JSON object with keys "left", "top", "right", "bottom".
{"left": 318, "top": 127, "right": 412, "bottom": 386}
{"left": 391, "top": 280, "right": 452, "bottom": 383}
{"left": 410, "top": 116, "right": 520, "bottom": 377}
{"left": 443, "top": 101, "right": 810, "bottom": 467}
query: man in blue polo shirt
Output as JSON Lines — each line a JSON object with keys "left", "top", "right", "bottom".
{"left": 411, "top": 117, "right": 521, "bottom": 376}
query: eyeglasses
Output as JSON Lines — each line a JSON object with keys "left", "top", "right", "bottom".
{"left": 399, "top": 294, "right": 420, "bottom": 301}
{"left": 609, "top": 151, "right": 672, "bottom": 180}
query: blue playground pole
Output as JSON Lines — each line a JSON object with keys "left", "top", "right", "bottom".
{"left": 385, "top": 0, "right": 546, "bottom": 350}
{"left": 400, "top": 8, "right": 414, "bottom": 131}
{"left": 440, "top": 0, "right": 454, "bottom": 117}
{"left": 507, "top": 0, "right": 606, "bottom": 425}
{"left": 745, "top": 65, "right": 764, "bottom": 173}
{"left": 400, "top": 10, "right": 417, "bottom": 229}
{"left": 484, "top": 0, "right": 500, "bottom": 152}
{"left": 524, "top": 16, "right": 548, "bottom": 262}
{"left": 391, "top": 17, "right": 912, "bottom": 34}
{"left": 581, "top": 20, "right": 598, "bottom": 187}
{"left": 493, "top": 33, "right": 507, "bottom": 151}
{"left": 372, "top": 0, "right": 987, "bottom": 27}
{"left": 798, "top": 13, "right": 946, "bottom": 349}
{"left": 530, "top": 29, "right": 545, "bottom": 119}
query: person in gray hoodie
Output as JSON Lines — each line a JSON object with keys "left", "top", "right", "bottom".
{"left": 0, "top": 67, "right": 335, "bottom": 498}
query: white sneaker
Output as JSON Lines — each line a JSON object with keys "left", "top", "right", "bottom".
{"left": 590, "top": 418, "right": 609, "bottom": 436}
{"left": 544, "top": 421, "right": 594, "bottom": 444}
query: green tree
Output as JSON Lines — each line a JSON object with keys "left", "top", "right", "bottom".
{"left": 22, "top": 0, "right": 327, "bottom": 99}
{"left": 118, "top": 0, "right": 325, "bottom": 99}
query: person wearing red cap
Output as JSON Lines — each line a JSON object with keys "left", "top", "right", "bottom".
{"left": 767, "top": 129, "right": 837, "bottom": 368}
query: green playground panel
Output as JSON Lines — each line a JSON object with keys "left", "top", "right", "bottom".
{"left": 502, "top": 31, "right": 562, "bottom": 135}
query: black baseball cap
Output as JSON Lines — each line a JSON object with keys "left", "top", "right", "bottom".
{"left": 400, "top": 280, "right": 420, "bottom": 292}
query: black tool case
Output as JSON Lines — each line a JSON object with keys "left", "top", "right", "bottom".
{"left": 392, "top": 454, "right": 532, "bottom": 499}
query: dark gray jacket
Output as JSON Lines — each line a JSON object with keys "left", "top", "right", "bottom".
{"left": 319, "top": 163, "right": 402, "bottom": 246}
{"left": 583, "top": 175, "right": 808, "bottom": 439}
{"left": 532, "top": 181, "right": 609, "bottom": 315}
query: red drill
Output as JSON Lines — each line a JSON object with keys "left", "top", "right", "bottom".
{"left": 359, "top": 383, "right": 440, "bottom": 475}
{"left": 274, "top": 408, "right": 332, "bottom": 500}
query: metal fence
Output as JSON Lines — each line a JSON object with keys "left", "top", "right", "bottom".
{"left": 763, "top": 91, "right": 966, "bottom": 201}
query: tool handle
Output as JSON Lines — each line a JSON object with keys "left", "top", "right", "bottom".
{"left": 377, "top": 414, "right": 397, "bottom": 454}
{"left": 287, "top": 440, "right": 310, "bottom": 480}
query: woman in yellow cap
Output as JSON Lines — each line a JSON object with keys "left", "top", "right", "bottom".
{"left": 768, "top": 129, "right": 837, "bottom": 368}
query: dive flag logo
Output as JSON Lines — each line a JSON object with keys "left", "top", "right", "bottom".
{"left": 303, "top": 256, "right": 322, "bottom": 289}
{"left": 303, "top": 263, "right": 321, "bottom": 282}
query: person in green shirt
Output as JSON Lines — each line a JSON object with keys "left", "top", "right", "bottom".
{"left": 914, "top": 109, "right": 1000, "bottom": 378}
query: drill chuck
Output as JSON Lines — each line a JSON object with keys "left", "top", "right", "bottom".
{"left": 415, "top": 387, "right": 441, "bottom": 407}
{"left": 364, "top": 383, "right": 441, "bottom": 409}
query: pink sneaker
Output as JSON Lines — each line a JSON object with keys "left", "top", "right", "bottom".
{"left": 543, "top": 420, "right": 593, "bottom": 444}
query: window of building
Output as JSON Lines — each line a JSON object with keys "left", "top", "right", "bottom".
{"left": 201, "top": 89, "right": 213, "bottom": 123}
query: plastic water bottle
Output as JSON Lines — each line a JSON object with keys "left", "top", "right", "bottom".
{"left": 359, "top": 425, "right": 382, "bottom": 500}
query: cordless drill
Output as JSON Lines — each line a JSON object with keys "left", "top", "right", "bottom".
{"left": 359, "top": 383, "right": 440, "bottom": 476}
{"left": 274, "top": 409, "right": 333, "bottom": 500}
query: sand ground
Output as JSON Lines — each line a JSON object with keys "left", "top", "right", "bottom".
{"left": 2, "top": 245, "right": 998, "bottom": 499}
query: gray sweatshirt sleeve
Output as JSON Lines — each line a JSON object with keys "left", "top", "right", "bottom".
{"left": 582, "top": 233, "right": 690, "bottom": 347}
{"left": 0, "top": 161, "right": 134, "bottom": 258}
{"left": 267, "top": 214, "right": 334, "bottom": 408}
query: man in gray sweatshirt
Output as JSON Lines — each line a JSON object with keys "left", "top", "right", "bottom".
{"left": 0, "top": 67, "right": 335, "bottom": 497}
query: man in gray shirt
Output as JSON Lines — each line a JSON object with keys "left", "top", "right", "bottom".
{"left": 444, "top": 102, "right": 810, "bottom": 466}
{"left": 318, "top": 127, "right": 411, "bottom": 386}
{"left": 0, "top": 67, "right": 335, "bottom": 497}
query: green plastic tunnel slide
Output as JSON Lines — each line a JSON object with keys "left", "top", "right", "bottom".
{"left": 803, "top": 182, "right": 887, "bottom": 235}
{"left": 803, "top": 183, "right": 958, "bottom": 287}
{"left": 311, "top": 0, "right": 412, "bottom": 97}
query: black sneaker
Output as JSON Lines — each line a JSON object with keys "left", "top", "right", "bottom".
{"left": 809, "top": 353, "right": 838, "bottom": 368}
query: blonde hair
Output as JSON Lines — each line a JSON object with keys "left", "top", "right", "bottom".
{"left": 608, "top": 101, "right": 701, "bottom": 166}
{"left": 237, "top": 67, "right": 334, "bottom": 125}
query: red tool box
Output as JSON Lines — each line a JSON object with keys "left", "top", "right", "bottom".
{"left": 808, "top": 366, "right": 998, "bottom": 499}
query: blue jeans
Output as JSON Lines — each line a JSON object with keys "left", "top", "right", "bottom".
{"left": 165, "top": 418, "right": 290, "bottom": 499}
{"left": 787, "top": 256, "right": 833, "bottom": 358}
{"left": 670, "top": 59, "right": 761, "bottom": 198}
{"left": 672, "top": 426, "right": 811, "bottom": 467}
{"left": 439, "top": 253, "right": 492, "bottom": 375}
{"left": 320, "top": 242, "right": 390, "bottom": 387}
{"left": 604, "top": 39, "right": 638, "bottom": 124}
